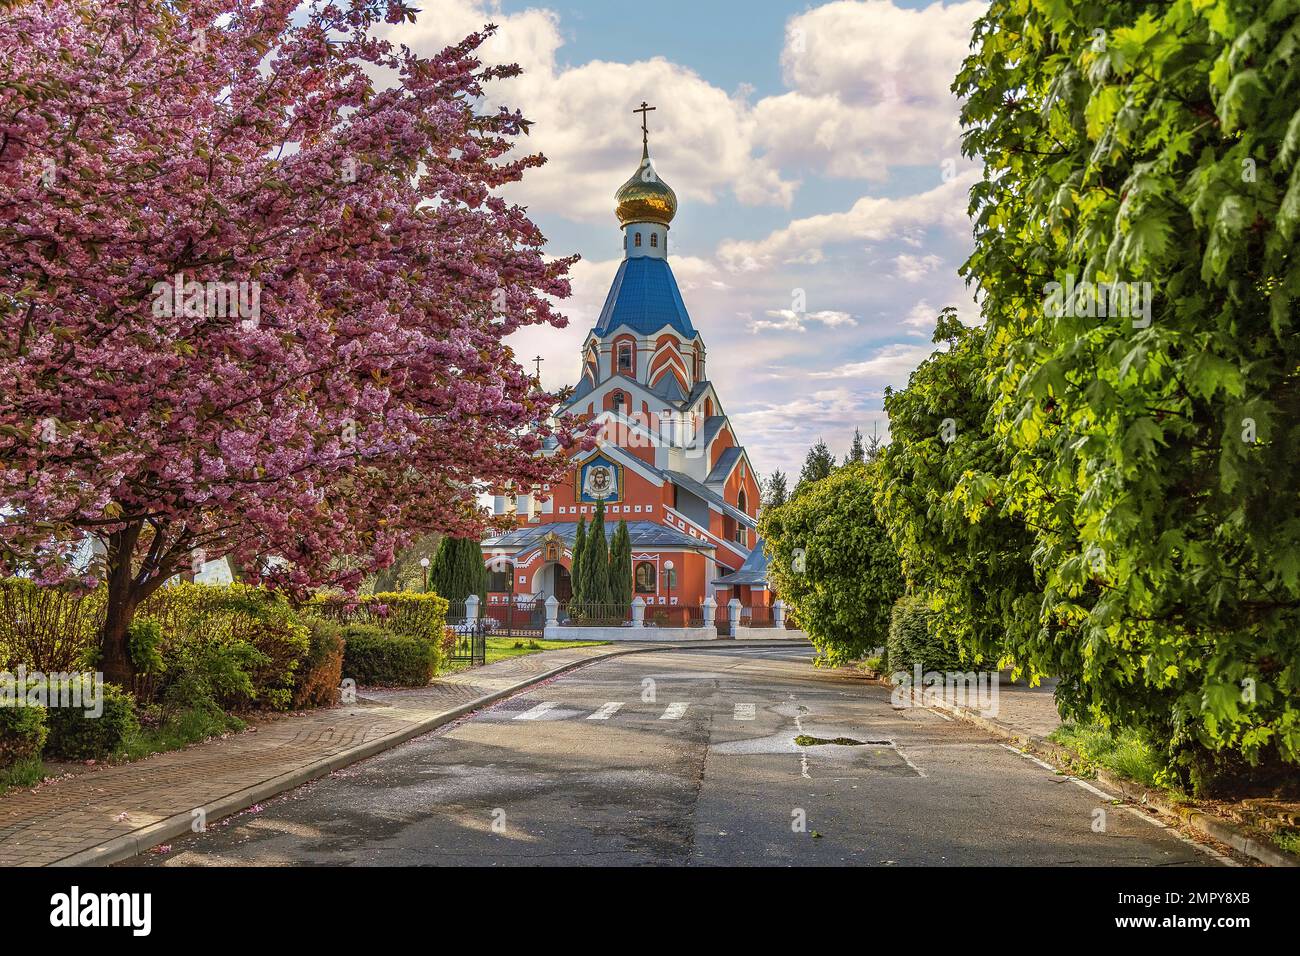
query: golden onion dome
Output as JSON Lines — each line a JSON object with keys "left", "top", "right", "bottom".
{"left": 615, "top": 145, "right": 677, "bottom": 227}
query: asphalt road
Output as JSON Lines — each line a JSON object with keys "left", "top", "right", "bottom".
{"left": 129, "top": 645, "right": 1229, "bottom": 866}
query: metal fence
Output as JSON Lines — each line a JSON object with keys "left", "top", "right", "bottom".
{"left": 443, "top": 600, "right": 487, "bottom": 665}
{"left": 557, "top": 602, "right": 633, "bottom": 627}
{"left": 740, "top": 604, "right": 778, "bottom": 628}
{"left": 643, "top": 604, "right": 710, "bottom": 629}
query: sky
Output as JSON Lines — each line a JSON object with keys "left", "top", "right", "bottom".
{"left": 384, "top": 0, "right": 988, "bottom": 478}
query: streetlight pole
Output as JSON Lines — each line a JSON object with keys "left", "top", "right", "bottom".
{"left": 419, "top": 556, "right": 430, "bottom": 594}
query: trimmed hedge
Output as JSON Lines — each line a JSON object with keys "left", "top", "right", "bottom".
{"left": 887, "top": 594, "right": 964, "bottom": 674}
{"left": 0, "top": 700, "right": 47, "bottom": 768}
{"left": 311, "top": 591, "right": 450, "bottom": 642}
{"left": 44, "top": 683, "right": 138, "bottom": 761}
{"left": 341, "top": 624, "right": 438, "bottom": 687}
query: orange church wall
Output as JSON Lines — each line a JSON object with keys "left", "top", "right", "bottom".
{"left": 709, "top": 427, "right": 736, "bottom": 470}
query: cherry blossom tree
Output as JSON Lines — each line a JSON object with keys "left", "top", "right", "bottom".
{"left": 0, "top": 0, "right": 577, "bottom": 684}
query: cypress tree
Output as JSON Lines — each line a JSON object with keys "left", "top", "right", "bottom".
{"left": 608, "top": 519, "right": 633, "bottom": 610}
{"left": 569, "top": 516, "right": 588, "bottom": 609}
{"left": 584, "top": 500, "right": 611, "bottom": 607}
{"left": 428, "top": 537, "right": 488, "bottom": 602}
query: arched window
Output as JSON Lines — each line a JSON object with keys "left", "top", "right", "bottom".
{"left": 617, "top": 344, "right": 633, "bottom": 373}
{"left": 612, "top": 392, "right": 626, "bottom": 414}
{"left": 650, "top": 233, "right": 658, "bottom": 248}
{"left": 634, "top": 232, "right": 642, "bottom": 247}
{"left": 738, "top": 489, "right": 748, "bottom": 514}
{"left": 635, "top": 561, "right": 657, "bottom": 594}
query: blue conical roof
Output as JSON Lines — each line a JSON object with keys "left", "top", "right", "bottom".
{"left": 594, "top": 257, "right": 697, "bottom": 338}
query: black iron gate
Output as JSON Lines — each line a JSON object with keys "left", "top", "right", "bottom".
{"left": 445, "top": 600, "right": 486, "bottom": 666}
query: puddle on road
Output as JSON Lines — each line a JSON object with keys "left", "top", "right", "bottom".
{"left": 793, "top": 734, "right": 892, "bottom": 747}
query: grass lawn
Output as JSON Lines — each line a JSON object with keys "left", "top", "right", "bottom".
{"left": 484, "top": 637, "right": 610, "bottom": 665}
{"left": 441, "top": 637, "right": 611, "bottom": 671}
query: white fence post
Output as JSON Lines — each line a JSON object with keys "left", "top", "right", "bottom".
{"left": 631, "top": 596, "right": 646, "bottom": 628}
{"left": 545, "top": 595, "right": 560, "bottom": 627}
{"left": 773, "top": 599, "right": 786, "bottom": 628}
{"left": 465, "top": 594, "right": 480, "bottom": 624}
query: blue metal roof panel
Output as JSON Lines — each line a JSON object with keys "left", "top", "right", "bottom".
{"left": 594, "top": 257, "right": 698, "bottom": 337}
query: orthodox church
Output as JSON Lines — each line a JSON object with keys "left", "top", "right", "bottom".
{"left": 482, "top": 106, "right": 769, "bottom": 612}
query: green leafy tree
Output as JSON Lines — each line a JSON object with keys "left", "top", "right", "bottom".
{"left": 760, "top": 463, "right": 904, "bottom": 666}
{"left": 874, "top": 308, "right": 1039, "bottom": 668}
{"left": 608, "top": 520, "right": 633, "bottom": 609}
{"left": 763, "top": 470, "right": 788, "bottom": 508}
{"left": 956, "top": 0, "right": 1300, "bottom": 793}
{"left": 427, "top": 537, "right": 486, "bottom": 603}
{"left": 370, "top": 533, "right": 442, "bottom": 593}
{"left": 795, "top": 439, "right": 836, "bottom": 494}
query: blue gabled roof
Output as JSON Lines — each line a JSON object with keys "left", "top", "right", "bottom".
{"left": 594, "top": 257, "right": 698, "bottom": 338}
{"left": 706, "top": 447, "right": 743, "bottom": 484}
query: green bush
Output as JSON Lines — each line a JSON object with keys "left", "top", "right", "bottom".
{"left": 311, "top": 591, "right": 450, "bottom": 642}
{"left": 162, "top": 639, "right": 263, "bottom": 716}
{"left": 44, "top": 682, "right": 137, "bottom": 761}
{"left": 887, "top": 594, "right": 964, "bottom": 675}
{"left": 292, "top": 616, "right": 345, "bottom": 708}
{"left": 141, "top": 583, "right": 310, "bottom": 710}
{"left": 341, "top": 624, "right": 438, "bottom": 687}
{"left": 0, "top": 700, "right": 48, "bottom": 768}
{"left": 0, "top": 578, "right": 103, "bottom": 671}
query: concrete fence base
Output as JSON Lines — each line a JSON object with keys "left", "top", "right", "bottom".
{"left": 544, "top": 624, "right": 719, "bottom": 641}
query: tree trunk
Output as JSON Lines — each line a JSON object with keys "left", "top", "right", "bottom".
{"left": 98, "top": 521, "right": 143, "bottom": 688}
{"left": 99, "top": 588, "right": 136, "bottom": 688}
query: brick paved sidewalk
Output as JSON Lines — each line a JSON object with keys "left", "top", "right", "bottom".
{"left": 0, "top": 639, "right": 805, "bottom": 867}
{"left": 0, "top": 643, "right": 640, "bottom": 867}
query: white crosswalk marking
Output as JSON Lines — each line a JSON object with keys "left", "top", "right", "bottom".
{"left": 588, "top": 702, "right": 624, "bottom": 720}
{"left": 733, "top": 703, "right": 756, "bottom": 720}
{"left": 660, "top": 702, "right": 689, "bottom": 720}
{"left": 514, "top": 702, "right": 559, "bottom": 720}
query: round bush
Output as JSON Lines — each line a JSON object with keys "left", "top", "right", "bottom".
{"left": 0, "top": 701, "right": 48, "bottom": 767}
{"left": 887, "top": 594, "right": 965, "bottom": 675}
{"left": 44, "top": 683, "right": 138, "bottom": 761}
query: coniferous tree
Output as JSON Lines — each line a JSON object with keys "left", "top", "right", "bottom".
{"left": 428, "top": 536, "right": 487, "bottom": 602}
{"left": 582, "top": 500, "right": 612, "bottom": 607}
{"left": 608, "top": 519, "right": 633, "bottom": 610}
{"left": 845, "top": 428, "right": 866, "bottom": 465}
{"left": 569, "top": 516, "right": 588, "bottom": 609}
{"left": 763, "top": 471, "right": 788, "bottom": 508}
{"left": 795, "top": 439, "right": 836, "bottom": 494}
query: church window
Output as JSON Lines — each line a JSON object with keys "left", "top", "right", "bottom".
{"left": 650, "top": 233, "right": 658, "bottom": 248}
{"left": 635, "top": 562, "right": 657, "bottom": 594}
{"left": 612, "top": 392, "right": 626, "bottom": 414}
{"left": 738, "top": 490, "right": 748, "bottom": 514}
{"left": 488, "top": 568, "right": 511, "bottom": 592}
{"left": 635, "top": 232, "right": 642, "bottom": 247}
{"left": 618, "top": 345, "right": 633, "bottom": 373}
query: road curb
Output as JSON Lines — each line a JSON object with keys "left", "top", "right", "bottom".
{"left": 906, "top": 687, "right": 1300, "bottom": 868}
{"left": 49, "top": 638, "right": 809, "bottom": 868}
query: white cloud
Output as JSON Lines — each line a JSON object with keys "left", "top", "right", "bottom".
{"left": 754, "top": 1, "right": 988, "bottom": 179}
{"left": 384, "top": 2, "right": 795, "bottom": 223}
{"left": 716, "top": 169, "right": 978, "bottom": 271}
{"left": 892, "top": 253, "right": 944, "bottom": 282}
{"left": 747, "top": 309, "right": 857, "bottom": 333}
{"left": 807, "top": 342, "right": 939, "bottom": 381}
